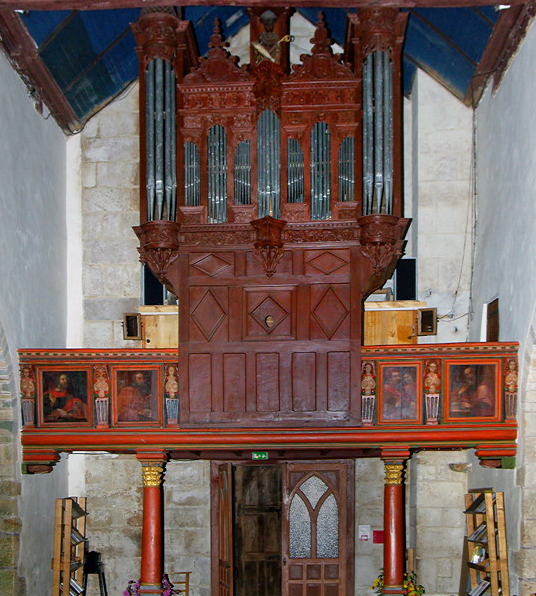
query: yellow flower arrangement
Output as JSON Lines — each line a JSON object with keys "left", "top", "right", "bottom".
{"left": 371, "top": 569, "right": 425, "bottom": 596}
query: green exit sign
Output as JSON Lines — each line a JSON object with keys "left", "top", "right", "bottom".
{"left": 252, "top": 451, "right": 268, "bottom": 460}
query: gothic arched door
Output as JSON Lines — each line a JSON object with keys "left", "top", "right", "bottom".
{"left": 282, "top": 462, "right": 354, "bottom": 596}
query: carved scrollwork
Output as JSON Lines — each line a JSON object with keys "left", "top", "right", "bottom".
{"left": 349, "top": 8, "right": 408, "bottom": 56}
{"left": 251, "top": 216, "right": 287, "bottom": 277}
{"left": 360, "top": 241, "right": 396, "bottom": 273}
{"left": 384, "top": 463, "right": 404, "bottom": 485}
{"left": 142, "top": 464, "right": 164, "bottom": 487}
{"left": 358, "top": 214, "right": 407, "bottom": 273}
{"left": 134, "top": 220, "right": 181, "bottom": 283}
{"left": 132, "top": 10, "right": 182, "bottom": 66}
{"left": 182, "top": 20, "right": 254, "bottom": 85}
{"left": 288, "top": 15, "right": 354, "bottom": 82}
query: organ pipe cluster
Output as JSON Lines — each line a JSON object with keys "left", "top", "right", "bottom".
{"left": 362, "top": 50, "right": 394, "bottom": 215}
{"left": 207, "top": 125, "right": 228, "bottom": 223}
{"left": 310, "top": 122, "right": 331, "bottom": 221}
{"left": 145, "top": 58, "right": 177, "bottom": 221}
{"left": 257, "top": 109, "right": 281, "bottom": 218}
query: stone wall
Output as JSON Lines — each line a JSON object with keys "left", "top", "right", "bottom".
{"left": 354, "top": 459, "right": 384, "bottom": 594}
{"left": 82, "top": 456, "right": 211, "bottom": 596}
{"left": 409, "top": 451, "right": 468, "bottom": 596}
{"left": 413, "top": 70, "right": 473, "bottom": 343}
{"left": 80, "top": 83, "right": 142, "bottom": 349}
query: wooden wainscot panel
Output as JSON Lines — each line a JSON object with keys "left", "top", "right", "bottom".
{"left": 244, "top": 286, "right": 296, "bottom": 340}
{"left": 304, "top": 249, "right": 351, "bottom": 276}
{"left": 310, "top": 284, "right": 351, "bottom": 341}
{"left": 189, "top": 286, "right": 229, "bottom": 343}
{"left": 255, "top": 353, "right": 281, "bottom": 412}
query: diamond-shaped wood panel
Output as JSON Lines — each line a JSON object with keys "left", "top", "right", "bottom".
{"left": 190, "top": 253, "right": 233, "bottom": 277}
{"left": 250, "top": 296, "right": 289, "bottom": 334}
{"left": 191, "top": 289, "right": 227, "bottom": 341}
{"left": 312, "top": 287, "right": 349, "bottom": 339}
{"left": 305, "top": 250, "right": 350, "bottom": 276}
{"left": 245, "top": 288, "right": 295, "bottom": 339}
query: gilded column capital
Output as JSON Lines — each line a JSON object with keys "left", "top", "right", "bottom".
{"left": 384, "top": 463, "right": 404, "bottom": 485}
{"left": 142, "top": 464, "right": 164, "bottom": 487}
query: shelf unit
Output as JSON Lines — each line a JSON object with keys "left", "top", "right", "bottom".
{"left": 52, "top": 497, "right": 88, "bottom": 596}
{"left": 464, "top": 489, "right": 509, "bottom": 596}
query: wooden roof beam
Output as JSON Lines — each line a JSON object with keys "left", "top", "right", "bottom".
{"left": 0, "top": 0, "right": 530, "bottom": 10}
{"left": 466, "top": 0, "right": 536, "bottom": 106}
{"left": 0, "top": 10, "right": 81, "bottom": 133}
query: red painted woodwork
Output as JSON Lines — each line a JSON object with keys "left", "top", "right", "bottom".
{"left": 166, "top": 220, "right": 408, "bottom": 427}
{"left": 137, "top": 451, "right": 167, "bottom": 592}
{"left": 140, "top": 484, "right": 163, "bottom": 590}
{"left": 18, "top": 342, "right": 518, "bottom": 471}
{"left": 381, "top": 449, "right": 409, "bottom": 595}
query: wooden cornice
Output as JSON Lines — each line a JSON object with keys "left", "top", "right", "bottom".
{"left": 0, "top": 0, "right": 531, "bottom": 9}
{"left": 466, "top": 0, "right": 536, "bottom": 106}
{"left": 0, "top": 10, "right": 81, "bottom": 133}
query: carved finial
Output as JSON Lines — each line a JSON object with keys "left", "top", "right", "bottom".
{"left": 209, "top": 19, "right": 227, "bottom": 50}
{"left": 310, "top": 13, "right": 331, "bottom": 55}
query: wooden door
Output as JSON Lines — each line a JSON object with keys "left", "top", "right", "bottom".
{"left": 282, "top": 462, "right": 354, "bottom": 596}
{"left": 212, "top": 463, "right": 234, "bottom": 596}
{"left": 234, "top": 465, "right": 282, "bottom": 596}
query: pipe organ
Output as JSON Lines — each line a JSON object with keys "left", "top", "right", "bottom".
{"left": 133, "top": 7, "right": 409, "bottom": 427}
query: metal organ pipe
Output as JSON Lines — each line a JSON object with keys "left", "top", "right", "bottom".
{"left": 338, "top": 137, "right": 355, "bottom": 202}
{"left": 363, "top": 50, "right": 394, "bottom": 215}
{"left": 287, "top": 139, "right": 304, "bottom": 204}
{"left": 234, "top": 140, "right": 251, "bottom": 205}
{"left": 208, "top": 125, "right": 227, "bottom": 223}
{"left": 184, "top": 142, "right": 200, "bottom": 206}
{"left": 145, "top": 60, "right": 155, "bottom": 221}
{"left": 363, "top": 54, "right": 374, "bottom": 215}
{"left": 311, "top": 122, "right": 331, "bottom": 220}
{"left": 154, "top": 58, "right": 165, "bottom": 220}
{"left": 145, "top": 57, "right": 177, "bottom": 222}
{"left": 257, "top": 110, "right": 281, "bottom": 218}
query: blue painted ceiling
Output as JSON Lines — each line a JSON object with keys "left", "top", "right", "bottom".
{"left": 21, "top": 6, "right": 498, "bottom": 124}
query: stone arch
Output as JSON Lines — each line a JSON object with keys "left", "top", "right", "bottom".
{"left": 0, "top": 320, "right": 25, "bottom": 594}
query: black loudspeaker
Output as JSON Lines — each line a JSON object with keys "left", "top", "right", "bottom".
{"left": 394, "top": 258, "right": 416, "bottom": 300}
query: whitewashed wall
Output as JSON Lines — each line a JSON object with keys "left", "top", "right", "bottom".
{"left": 411, "top": 70, "right": 474, "bottom": 343}
{"left": 0, "top": 49, "right": 69, "bottom": 594}
{"left": 470, "top": 18, "right": 536, "bottom": 596}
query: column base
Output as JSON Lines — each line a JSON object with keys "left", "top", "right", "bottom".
{"left": 382, "top": 585, "right": 406, "bottom": 595}
{"left": 137, "top": 583, "right": 163, "bottom": 595}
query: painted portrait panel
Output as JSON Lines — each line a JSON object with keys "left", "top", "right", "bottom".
{"left": 112, "top": 367, "right": 161, "bottom": 425}
{"left": 40, "top": 368, "right": 91, "bottom": 425}
{"left": 446, "top": 362, "right": 500, "bottom": 421}
{"left": 378, "top": 363, "right": 422, "bottom": 424}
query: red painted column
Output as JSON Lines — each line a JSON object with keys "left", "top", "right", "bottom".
{"left": 137, "top": 451, "right": 168, "bottom": 595}
{"left": 381, "top": 449, "right": 409, "bottom": 595}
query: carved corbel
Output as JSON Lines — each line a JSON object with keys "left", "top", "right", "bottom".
{"left": 133, "top": 220, "right": 181, "bottom": 289}
{"left": 251, "top": 215, "right": 287, "bottom": 277}
{"left": 358, "top": 214, "right": 409, "bottom": 297}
